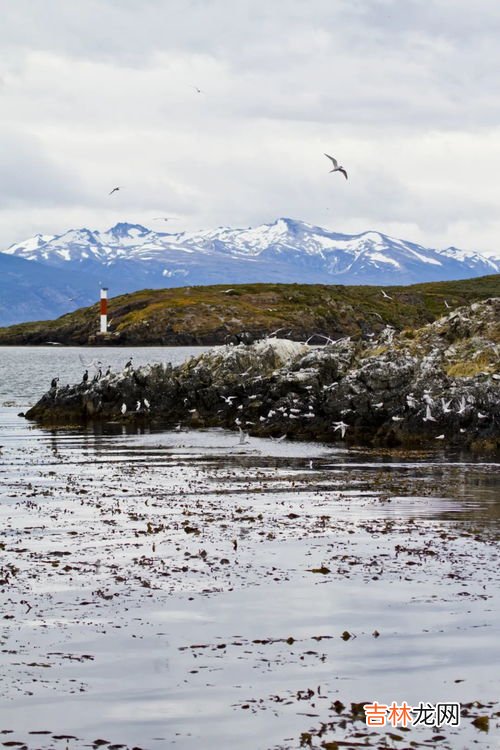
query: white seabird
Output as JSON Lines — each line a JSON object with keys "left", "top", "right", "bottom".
{"left": 324, "top": 153, "right": 348, "bottom": 179}
{"left": 423, "top": 405, "right": 436, "bottom": 422}
{"left": 333, "top": 420, "right": 349, "bottom": 438}
{"left": 238, "top": 427, "right": 250, "bottom": 445}
{"left": 441, "top": 399, "right": 452, "bottom": 413}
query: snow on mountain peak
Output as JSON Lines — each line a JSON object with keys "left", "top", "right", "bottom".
{"left": 106, "top": 222, "right": 150, "bottom": 239}
{"left": 2, "top": 219, "right": 498, "bottom": 290}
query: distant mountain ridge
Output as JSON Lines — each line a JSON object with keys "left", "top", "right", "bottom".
{"left": 1, "top": 218, "right": 499, "bottom": 325}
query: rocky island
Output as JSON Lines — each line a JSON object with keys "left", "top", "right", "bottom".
{"left": 25, "top": 298, "right": 499, "bottom": 452}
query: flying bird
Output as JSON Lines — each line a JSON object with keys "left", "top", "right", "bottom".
{"left": 441, "top": 398, "right": 452, "bottom": 414}
{"left": 192, "top": 86, "right": 203, "bottom": 94}
{"left": 109, "top": 186, "right": 122, "bottom": 195}
{"left": 380, "top": 290, "right": 393, "bottom": 301}
{"left": 79, "top": 354, "right": 102, "bottom": 371}
{"left": 324, "top": 153, "right": 348, "bottom": 179}
{"left": 333, "top": 420, "right": 349, "bottom": 438}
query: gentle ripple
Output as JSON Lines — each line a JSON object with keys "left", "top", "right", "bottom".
{"left": 0, "top": 347, "right": 499, "bottom": 750}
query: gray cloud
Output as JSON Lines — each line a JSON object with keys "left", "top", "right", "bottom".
{"left": 0, "top": 0, "right": 499, "bottom": 254}
{"left": 0, "top": 129, "right": 89, "bottom": 207}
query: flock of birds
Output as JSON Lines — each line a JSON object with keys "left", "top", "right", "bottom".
{"left": 46, "top": 341, "right": 492, "bottom": 446}
{"left": 44, "top": 216, "right": 490, "bottom": 448}
{"left": 224, "top": 384, "right": 489, "bottom": 444}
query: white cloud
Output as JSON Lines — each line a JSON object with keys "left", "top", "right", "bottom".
{"left": 0, "top": 0, "right": 500, "bottom": 256}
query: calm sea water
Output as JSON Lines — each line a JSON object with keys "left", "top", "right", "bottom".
{"left": 0, "top": 347, "right": 499, "bottom": 750}
{"left": 0, "top": 345, "right": 210, "bottom": 406}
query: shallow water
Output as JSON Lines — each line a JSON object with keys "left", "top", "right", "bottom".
{"left": 0, "top": 347, "right": 499, "bottom": 749}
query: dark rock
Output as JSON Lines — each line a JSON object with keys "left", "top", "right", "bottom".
{"left": 25, "top": 300, "right": 500, "bottom": 452}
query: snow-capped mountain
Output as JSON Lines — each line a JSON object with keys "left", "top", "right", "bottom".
{"left": 1, "top": 218, "right": 498, "bottom": 325}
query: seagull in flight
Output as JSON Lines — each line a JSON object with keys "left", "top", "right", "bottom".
{"left": 192, "top": 85, "right": 203, "bottom": 94}
{"left": 333, "top": 420, "right": 349, "bottom": 438}
{"left": 380, "top": 290, "right": 393, "bottom": 301}
{"left": 109, "top": 186, "right": 122, "bottom": 195}
{"left": 324, "top": 153, "right": 348, "bottom": 179}
{"left": 441, "top": 398, "right": 452, "bottom": 414}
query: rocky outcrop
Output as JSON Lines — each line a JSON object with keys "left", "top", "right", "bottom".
{"left": 25, "top": 299, "right": 500, "bottom": 451}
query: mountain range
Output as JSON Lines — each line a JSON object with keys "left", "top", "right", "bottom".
{"left": 1, "top": 218, "right": 498, "bottom": 326}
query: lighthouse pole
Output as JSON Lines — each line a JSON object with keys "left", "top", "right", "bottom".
{"left": 100, "top": 287, "right": 108, "bottom": 334}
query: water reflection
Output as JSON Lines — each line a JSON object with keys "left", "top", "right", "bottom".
{"left": 0, "top": 348, "right": 498, "bottom": 750}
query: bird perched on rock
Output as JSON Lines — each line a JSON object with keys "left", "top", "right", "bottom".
{"left": 125, "top": 357, "right": 133, "bottom": 369}
{"left": 324, "top": 153, "right": 348, "bottom": 179}
{"left": 238, "top": 427, "right": 250, "bottom": 445}
{"left": 51, "top": 377, "right": 59, "bottom": 389}
{"left": 82, "top": 370, "right": 89, "bottom": 383}
{"left": 423, "top": 405, "right": 436, "bottom": 422}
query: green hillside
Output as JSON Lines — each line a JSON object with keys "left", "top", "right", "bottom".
{"left": 0, "top": 275, "right": 498, "bottom": 346}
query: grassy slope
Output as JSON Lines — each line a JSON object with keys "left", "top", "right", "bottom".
{"left": 0, "top": 275, "right": 498, "bottom": 345}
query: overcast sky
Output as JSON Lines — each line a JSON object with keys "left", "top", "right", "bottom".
{"left": 1, "top": 0, "right": 500, "bottom": 255}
